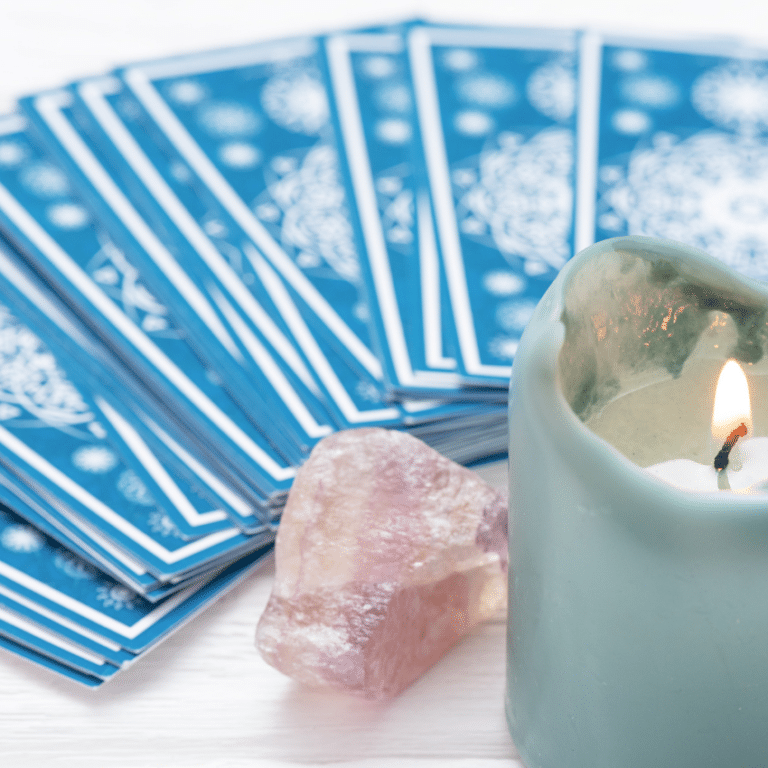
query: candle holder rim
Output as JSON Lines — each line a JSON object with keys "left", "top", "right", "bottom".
{"left": 513, "top": 235, "right": 768, "bottom": 519}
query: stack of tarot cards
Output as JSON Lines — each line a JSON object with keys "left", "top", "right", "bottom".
{"left": 0, "top": 20, "right": 762, "bottom": 685}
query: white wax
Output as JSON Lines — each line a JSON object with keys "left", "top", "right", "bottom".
{"left": 647, "top": 437, "right": 768, "bottom": 492}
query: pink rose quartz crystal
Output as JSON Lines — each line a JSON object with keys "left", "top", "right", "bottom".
{"left": 256, "top": 427, "right": 508, "bottom": 700}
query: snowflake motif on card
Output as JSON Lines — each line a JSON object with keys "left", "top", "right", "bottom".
{"left": 261, "top": 71, "right": 329, "bottom": 135}
{"left": 355, "top": 380, "right": 382, "bottom": 403}
{"left": 19, "top": 162, "right": 70, "bottom": 198}
{"left": 526, "top": 60, "right": 576, "bottom": 122}
{"left": 692, "top": 62, "right": 768, "bottom": 134}
{"left": 260, "top": 145, "right": 360, "bottom": 282}
{"left": 167, "top": 79, "right": 207, "bottom": 105}
{"left": 0, "top": 524, "right": 44, "bottom": 553}
{"left": 71, "top": 444, "right": 119, "bottom": 474}
{"left": 197, "top": 102, "right": 261, "bottom": 137}
{"left": 496, "top": 299, "right": 537, "bottom": 332}
{"left": 96, "top": 584, "right": 136, "bottom": 611}
{"left": 455, "top": 128, "right": 574, "bottom": 271}
{"left": 117, "top": 469, "right": 155, "bottom": 507}
{"left": 620, "top": 75, "right": 679, "bottom": 109}
{"left": 148, "top": 511, "right": 183, "bottom": 539}
{"left": 483, "top": 270, "right": 525, "bottom": 296}
{"left": 53, "top": 551, "right": 95, "bottom": 580}
{"left": 47, "top": 202, "right": 89, "bottom": 230}
{"left": 0, "top": 141, "right": 26, "bottom": 167}
{"left": 456, "top": 73, "right": 515, "bottom": 109}
{"left": 599, "top": 131, "right": 768, "bottom": 279}
{"left": 0, "top": 306, "right": 92, "bottom": 427}
{"left": 488, "top": 335, "right": 519, "bottom": 361}
{"left": 87, "top": 239, "right": 171, "bottom": 333}
{"left": 375, "top": 174, "right": 414, "bottom": 245}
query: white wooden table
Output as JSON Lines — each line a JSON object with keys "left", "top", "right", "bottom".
{"left": 1, "top": 2, "right": 767, "bottom": 766}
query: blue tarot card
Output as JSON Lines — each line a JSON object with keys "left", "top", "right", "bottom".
{"left": 0, "top": 286, "right": 271, "bottom": 583}
{"left": 408, "top": 25, "right": 579, "bottom": 385}
{"left": 0, "top": 631, "right": 105, "bottom": 687}
{"left": 67, "top": 77, "right": 338, "bottom": 439}
{"left": 0, "top": 116, "right": 299, "bottom": 523}
{"left": 72, "top": 55, "right": 417, "bottom": 429}
{"left": 0, "top": 577, "right": 135, "bottom": 667}
{"left": 0, "top": 503, "right": 272, "bottom": 658}
{"left": 116, "top": 40, "right": 413, "bottom": 419}
{"left": 0, "top": 234, "right": 280, "bottom": 541}
{"left": 322, "top": 30, "right": 464, "bottom": 398}
{"left": 585, "top": 34, "right": 768, "bottom": 282}
{"left": 0, "top": 603, "right": 120, "bottom": 679}
{"left": 18, "top": 95, "right": 324, "bottom": 463}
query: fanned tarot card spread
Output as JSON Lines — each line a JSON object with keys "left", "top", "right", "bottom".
{"left": 113, "top": 39, "right": 438, "bottom": 427}
{"left": 0, "top": 116, "right": 301, "bottom": 527}
{"left": 322, "top": 30, "right": 464, "bottom": 398}
{"left": 0, "top": 503, "right": 272, "bottom": 677}
{"left": 16, "top": 100, "right": 331, "bottom": 465}
{"left": 0, "top": 278, "right": 272, "bottom": 588}
{"left": 407, "top": 25, "right": 579, "bottom": 386}
{"left": 40, "top": 76, "right": 422, "bottom": 432}
{"left": 583, "top": 35, "right": 768, "bottom": 283}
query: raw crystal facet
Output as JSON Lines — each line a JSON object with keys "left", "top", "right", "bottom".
{"left": 256, "top": 427, "right": 508, "bottom": 699}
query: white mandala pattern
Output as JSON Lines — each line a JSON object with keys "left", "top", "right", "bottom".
{"left": 488, "top": 336, "right": 519, "bottom": 360}
{"left": 148, "top": 511, "right": 183, "bottom": 539}
{"left": 456, "top": 128, "right": 574, "bottom": 270}
{"left": 0, "top": 306, "right": 92, "bottom": 426}
{"left": 441, "top": 49, "right": 479, "bottom": 72}
{"left": 19, "top": 162, "right": 70, "bottom": 197}
{"left": 88, "top": 240, "right": 170, "bottom": 332}
{"left": 620, "top": 75, "right": 679, "bottom": 109}
{"left": 375, "top": 118, "right": 412, "bottom": 145}
{"left": 265, "top": 145, "right": 359, "bottom": 282}
{"left": 167, "top": 79, "right": 207, "bottom": 105}
{"left": 197, "top": 102, "right": 260, "bottom": 137}
{"left": 692, "top": 62, "right": 768, "bottom": 134}
{"left": 71, "top": 445, "right": 119, "bottom": 474}
{"left": 527, "top": 61, "right": 576, "bottom": 122}
{"left": 496, "top": 299, "right": 537, "bottom": 332}
{"left": 482, "top": 270, "right": 525, "bottom": 296}
{"left": 261, "top": 71, "right": 329, "bottom": 135}
{"left": 47, "top": 202, "right": 89, "bottom": 230}
{"left": 0, "top": 524, "right": 43, "bottom": 553}
{"left": 117, "top": 469, "right": 155, "bottom": 507}
{"left": 96, "top": 585, "right": 136, "bottom": 611}
{"left": 0, "top": 141, "right": 25, "bottom": 167}
{"left": 456, "top": 73, "right": 515, "bottom": 108}
{"left": 218, "top": 141, "right": 261, "bottom": 169}
{"left": 375, "top": 174, "right": 414, "bottom": 245}
{"left": 600, "top": 131, "right": 768, "bottom": 279}
{"left": 54, "top": 552, "right": 94, "bottom": 580}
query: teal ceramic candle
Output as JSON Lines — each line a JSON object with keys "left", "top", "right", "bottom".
{"left": 507, "top": 236, "right": 768, "bottom": 768}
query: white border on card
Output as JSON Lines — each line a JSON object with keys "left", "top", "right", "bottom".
{"left": 79, "top": 77, "right": 396, "bottom": 427}
{"left": 36, "top": 91, "right": 243, "bottom": 361}
{"left": 0, "top": 582, "right": 122, "bottom": 652}
{"left": 244, "top": 244, "right": 402, "bottom": 423}
{"left": 409, "top": 26, "right": 575, "bottom": 379}
{"left": 0, "top": 132, "right": 294, "bottom": 483}
{"left": 122, "top": 53, "right": 383, "bottom": 378}
{"left": 0, "top": 555, "right": 194, "bottom": 639}
{"left": 0, "top": 422, "right": 241, "bottom": 565}
{"left": 0, "top": 604, "right": 110, "bottom": 666}
{"left": 77, "top": 79, "right": 327, "bottom": 404}
{"left": 95, "top": 398, "right": 228, "bottom": 527}
{"left": 326, "top": 33, "right": 460, "bottom": 389}
{"left": 574, "top": 31, "right": 602, "bottom": 254}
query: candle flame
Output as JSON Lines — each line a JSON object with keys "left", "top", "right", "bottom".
{"left": 712, "top": 360, "right": 752, "bottom": 442}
